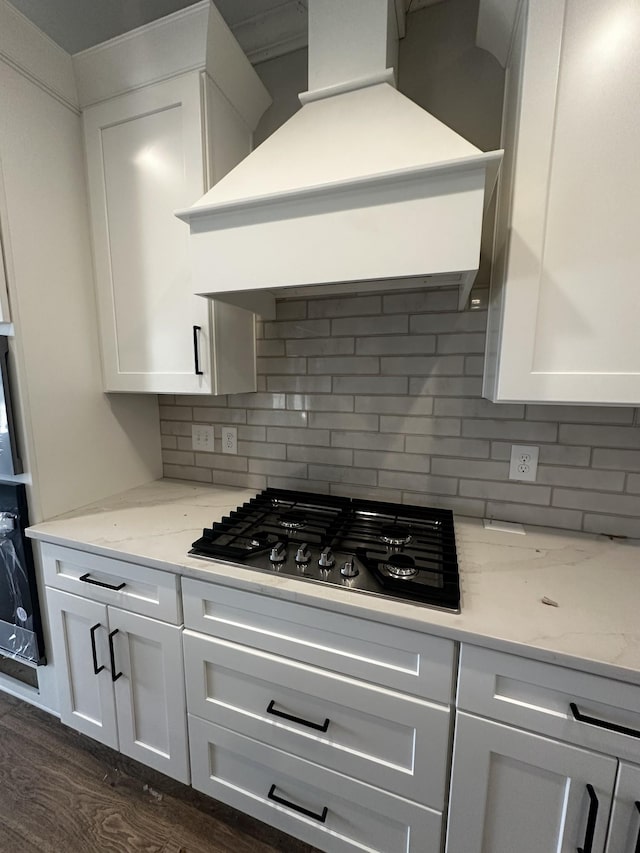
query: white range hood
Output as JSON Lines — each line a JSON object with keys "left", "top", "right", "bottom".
{"left": 176, "top": 0, "right": 503, "bottom": 317}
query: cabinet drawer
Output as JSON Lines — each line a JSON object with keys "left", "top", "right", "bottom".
{"left": 184, "top": 630, "right": 450, "bottom": 807}
{"left": 458, "top": 644, "right": 640, "bottom": 763}
{"left": 42, "top": 544, "right": 181, "bottom": 624}
{"left": 182, "top": 578, "right": 455, "bottom": 703}
{"left": 188, "top": 715, "right": 442, "bottom": 853}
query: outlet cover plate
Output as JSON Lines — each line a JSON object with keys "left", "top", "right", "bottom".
{"left": 509, "top": 445, "right": 539, "bottom": 482}
{"left": 222, "top": 426, "right": 237, "bottom": 455}
{"left": 192, "top": 424, "right": 215, "bottom": 453}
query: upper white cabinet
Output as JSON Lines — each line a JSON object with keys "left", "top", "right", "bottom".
{"left": 480, "top": 0, "right": 640, "bottom": 405}
{"left": 80, "top": 3, "right": 270, "bottom": 394}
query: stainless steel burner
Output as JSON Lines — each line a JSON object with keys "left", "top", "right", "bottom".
{"left": 381, "top": 553, "right": 418, "bottom": 578}
{"left": 251, "top": 531, "right": 272, "bottom": 547}
{"left": 380, "top": 524, "right": 412, "bottom": 546}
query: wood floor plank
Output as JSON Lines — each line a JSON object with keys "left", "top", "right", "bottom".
{"left": 0, "top": 698, "right": 320, "bottom": 853}
{"left": 0, "top": 819, "right": 47, "bottom": 853}
{"left": 0, "top": 690, "right": 21, "bottom": 717}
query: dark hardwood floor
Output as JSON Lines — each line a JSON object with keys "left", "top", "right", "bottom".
{"left": 0, "top": 694, "right": 321, "bottom": 853}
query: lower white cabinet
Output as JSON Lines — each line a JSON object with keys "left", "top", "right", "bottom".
{"left": 183, "top": 629, "right": 451, "bottom": 806}
{"left": 189, "top": 715, "right": 442, "bottom": 853}
{"left": 181, "top": 577, "right": 454, "bottom": 851}
{"left": 47, "top": 587, "right": 189, "bottom": 783}
{"left": 446, "top": 713, "right": 617, "bottom": 853}
{"left": 448, "top": 644, "right": 640, "bottom": 853}
{"left": 606, "top": 762, "right": 640, "bottom": 853}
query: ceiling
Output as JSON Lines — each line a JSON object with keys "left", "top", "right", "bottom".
{"left": 6, "top": 0, "right": 298, "bottom": 55}
{"left": 6, "top": 0, "right": 439, "bottom": 57}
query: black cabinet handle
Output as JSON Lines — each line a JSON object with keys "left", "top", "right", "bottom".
{"left": 193, "top": 325, "right": 203, "bottom": 375}
{"left": 89, "top": 623, "right": 104, "bottom": 675}
{"left": 577, "top": 784, "right": 598, "bottom": 853}
{"left": 267, "top": 784, "right": 328, "bottom": 823}
{"left": 108, "top": 629, "right": 122, "bottom": 682}
{"left": 570, "top": 702, "right": 640, "bottom": 739}
{"left": 634, "top": 801, "right": 640, "bottom": 853}
{"left": 79, "top": 573, "right": 125, "bottom": 592}
{"left": 266, "top": 700, "right": 330, "bottom": 733}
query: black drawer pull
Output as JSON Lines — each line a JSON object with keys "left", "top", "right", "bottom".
{"left": 193, "top": 325, "right": 203, "bottom": 375}
{"left": 89, "top": 623, "right": 104, "bottom": 675}
{"left": 635, "top": 801, "right": 640, "bottom": 853}
{"left": 570, "top": 702, "right": 640, "bottom": 739}
{"left": 79, "top": 573, "right": 125, "bottom": 592}
{"left": 577, "top": 784, "right": 598, "bottom": 853}
{"left": 266, "top": 700, "right": 330, "bottom": 733}
{"left": 108, "top": 629, "right": 122, "bottom": 682}
{"left": 267, "top": 784, "right": 328, "bottom": 823}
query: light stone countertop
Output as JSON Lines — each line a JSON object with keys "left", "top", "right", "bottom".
{"left": 27, "top": 479, "right": 640, "bottom": 686}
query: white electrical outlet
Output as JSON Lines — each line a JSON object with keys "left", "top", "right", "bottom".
{"left": 192, "top": 424, "right": 215, "bottom": 453}
{"left": 509, "top": 445, "right": 539, "bottom": 482}
{"left": 222, "top": 426, "right": 237, "bottom": 455}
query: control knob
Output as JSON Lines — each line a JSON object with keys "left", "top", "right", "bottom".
{"left": 340, "top": 559, "right": 358, "bottom": 578}
{"left": 318, "top": 547, "right": 335, "bottom": 569}
{"left": 269, "top": 541, "right": 286, "bottom": 563}
{"left": 295, "top": 543, "right": 311, "bottom": 564}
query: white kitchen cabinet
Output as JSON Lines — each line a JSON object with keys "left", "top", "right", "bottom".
{"left": 48, "top": 588, "right": 189, "bottom": 782}
{"left": 449, "top": 643, "right": 640, "bottom": 853}
{"left": 183, "top": 629, "right": 451, "bottom": 806}
{"left": 605, "top": 762, "right": 640, "bottom": 853}
{"left": 43, "top": 541, "right": 189, "bottom": 784}
{"left": 446, "top": 713, "right": 617, "bottom": 853}
{"left": 481, "top": 0, "right": 640, "bottom": 404}
{"left": 109, "top": 606, "right": 189, "bottom": 781}
{"left": 182, "top": 577, "right": 455, "bottom": 850}
{"left": 83, "top": 70, "right": 258, "bottom": 395}
{"left": 189, "top": 716, "right": 443, "bottom": 853}
{"left": 46, "top": 587, "right": 118, "bottom": 749}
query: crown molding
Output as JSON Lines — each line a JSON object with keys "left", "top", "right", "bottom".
{"left": 0, "top": 0, "right": 78, "bottom": 112}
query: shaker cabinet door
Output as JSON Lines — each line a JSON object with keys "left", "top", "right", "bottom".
{"left": 484, "top": 0, "right": 640, "bottom": 404}
{"left": 84, "top": 72, "right": 214, "bottom": 394}
{"left": 446, "top": 713, "right": 617, "bottom": 853}
{"left": 605, "top": 762, "right": 640, "bottom": 853}
{"left": 46, "top": 588, "right": 118, "bottom": 749}
{"left": 109, "top": 606, "right": 189, "bottom": 783}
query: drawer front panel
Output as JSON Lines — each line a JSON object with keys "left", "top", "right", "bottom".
{"left": 188, "top": 715, "right": 442, "bottom": 853}
{"left": 184, "top": 630, "right": 450, "bottom": 807}
{"left": 182, "top": 578, "right": 455, "bottom": 702}
{"left": 42, "top": 544, "right": 181, "bottom": 624}
{"left": 458, "top": 644, "right": 640, "bottom": 763}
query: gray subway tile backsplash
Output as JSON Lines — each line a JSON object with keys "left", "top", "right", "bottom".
{"left": 308, "top": 295, "right": 381, "bottom": 317}
{"left": 160, "top": 287, "right": 640, "bottom": 538}
{"left": 592, "top": 448, "right": 640, "bottom": 471}
{"left": 264, "top": 318, "right": 330, "bottom": 339}
{"left": 286, "top": 337, "right": 355, "bottom": 356}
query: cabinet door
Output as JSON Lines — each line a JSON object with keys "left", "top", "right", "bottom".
{"left": 108, "top": 606, "right": 189, "bottom": 783}
{"left": 46, "top": 588, "right": 117, "bottom": 748}
{"left": 84, "top": 72, "right": 213, "bottom": 394}
{"left": 446, "top": 713, "right": 617, "bottom": 853}
{"left": 605, "top": 762, "right": 640, "bottom": 853}
{"left": 485, "top": 0, "right": 640, "bottom": 404}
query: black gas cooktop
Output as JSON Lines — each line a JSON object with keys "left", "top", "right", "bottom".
{"left": 190, "top": 488, "right": 460, "bottom": 612}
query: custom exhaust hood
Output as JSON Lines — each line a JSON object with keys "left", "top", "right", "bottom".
{"left": 176, "top": 0, "right": 503, "bottom": 317}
